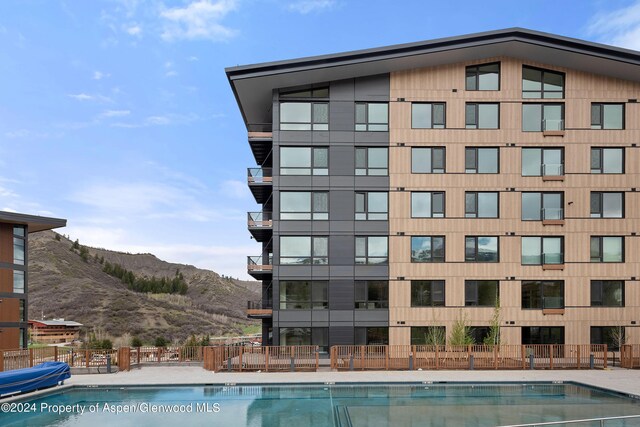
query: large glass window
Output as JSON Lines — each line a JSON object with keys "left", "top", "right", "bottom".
{"left": 280, "top": 192, "right": 328, "bottom": 220}
{"left": 13, "top": 226, "right": 25, "bottom": 266}
{"left": 355, "top": 327, "right": 389, "bottom": 345}
{"left": 591, "top": 148, "right": 624, "bottom": 174}
{"left": 521, "top": 237, "right": 563, "bottom": 265}
{"left": 411, "top": 192, "right": 445, "bottom": 218}
{"left": 355, "top": 147, "right": 388, "bottom": 176}
{"left": 355, "top": 281, "right": 389, "bottom": 309}
{"left": 355, "top": 236, "right": 388, "bottom": 265}
{"left": 411, "top": 103, "right": 446, "bottom": 128}
{"left": 280, "top": 102, "right": 328, "bottom": 131}
{"left": 521, "top": 148, "right": 564, "bottom": 176}
{"left": 469, "top": 327, "right": 491, "bottom": 344}
{"left": 465, "top": 237, "right": 499, "bottom": 262}
{"left": 465, "top": 280, "right": 499, "bottom": 307}
{"left": 466, "top": 63, "right": 500, "bottom": 91}
{"left": 280, "top": 236, "right": 328, "bottom": 265}
{"left": 521, "top": 192, "right": 563, "bottom": 220}
{"left": 411, "top": 280, "right": 445, "bottom": 307}
{"left": 355, "top": 192, "right": 388, "bottom": 220}
{"left": 411, "top": 326, "right": 446, "bottom": 345}
{"left": 522, "top": 327, "right": 564, "bottom": 345}
{"left": 465, "top": 192, "right": 499, "bottom": 218}
{"left": 522, "top": 280, "right": 564, "bottom": 309}
{"left": 465, "top": 103, "right": 499, "bottom": 129}
{"left": 591, "top": 192, "right": 624, "bottom": 218}
{"left": 19, "top": 300, "right": 26, "bottom": 322}
{"left": 590, "top": 236, "right": 624, "bottom": 263}
{"left": 355, "top": 103, "right": 388, "bottom": 131}
{"left": 411, "top": 147, "right": 445, "bottom": 173}
{"left": 465, "top": 147, "right": 499, "bottom": 173}
{"left": 279, "top": 281, "right": 328, "bottom": 309}
{"left": 13, "top": 270, "right": 25, "bottom": 293}
{"left": 591, "top": 103, "right": 624, "bottom": 129}
{"left": 280, "top": 327, "right": 329, "bottom": 351}
{"left": 591, "top": 280, "right": 624, "bottom": 307}
{"left": 280, "top": 147, "right": 328, "bottom": 175}
{"left": 411, "top": 236, "right": 445, "bottom": 263}
{"left": 522, "top": 66, "right": 564, "bottom": 98}
{"left": 591, "top": 326, "right": 625, "bottom": 351}
{"left": 522, "top": 103, "right": 564, "bottom": 131}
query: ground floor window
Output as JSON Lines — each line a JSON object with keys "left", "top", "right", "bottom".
{"left": 521, "top": 326, "right": 564, "bottom": 345}
{"left": 469, "top": 326, "right": 491, "bottom": 344}
{"left": 355, "top": 327, "right": 388, "bottom": 345}
{"left": 591, "top": 326, "right": 625, "bottom": 351}
{"left": 410, "top": 326, "right": 445, "bottom": 345}
{"left": 278, "top": 327, "right": 328, "bottom": 352}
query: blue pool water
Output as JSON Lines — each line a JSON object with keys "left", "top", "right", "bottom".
{"left": 1, "top": 383, "right": 639, "bottom": 426}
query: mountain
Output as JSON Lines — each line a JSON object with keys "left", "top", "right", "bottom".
{"left": 27, "top": 231, "right": 260, "bottom": 344}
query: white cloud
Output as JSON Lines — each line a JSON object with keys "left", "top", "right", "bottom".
{"left": 187, "top": 56, "right": 199, "bottom": 61}
{"left": 111, "top": 113, "right": 198, "bottom": 128}
{"left": 165, "top": 70, "right": 178, "bottom": 77}
{"left": 287, "top": 0, "right": 336, "bottom": 14}
{"left": 160, "top": 0, "right": 238, "bottom": 42}
{"left": 99, "top": 109, "right": 131, "bottom": 118}
{"left": 92, "top": 71, "right": 110, "bottom": 80}
{"left": 588, "top": 1, "right": 640, "bottom": 50}
{"left": 126, "top": 25, "right": 142, "bottom": 36}
{"left": 67, "top": 93, "right": 113, "bottom": 103}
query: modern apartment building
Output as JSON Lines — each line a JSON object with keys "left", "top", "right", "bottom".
{"left": 227, "top": 28, "right": 639, "bottom": 350}
{"left": 0, "top": 211, "right": 66, "bottom": 350}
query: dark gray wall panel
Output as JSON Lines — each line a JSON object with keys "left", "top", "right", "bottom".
{"left": 279, "top": 311, "right": 312, "bottom": 322}
{"left": 329, "top": 236, "right": 354, "bottom": 265}
{"left": 354, "top": 74, "right": 390, "bottom": 101}
{"left": 279, "top": 131, "right": 312, "bottom": 142}
{"left": 330, "top": 79, "right": 355, "bottom": 101}
{"left": 330, "top": 101, "right": 355, "bottom": 132}
{"left": 330, "top": 310, "right": 354, "bottom": 322}
{"left": 329, "top": 266, "right": 355, "bottom": 277}
{"left": 354, "top": 132, "right": 390, "bottom": 143}
{"left": 354, "top": 310, "right": 389, "bottom": 323}
{"left": 330, "top": 146, "right": 355, "bottom": 176}
{"left": 354, "top": 221, "right": 389, "bottom": 234}
{"left": 329, "top": 280, "right": 354, "bottom": 310}
{"left": 279, "top": 321, "right": 312, "bottom": 327}
{"left": 278, "top": 266, "right": 312, "bottom": 277}
{"left": 330, "top": 191, "right": 354, "bottom": 220}
{"left": 354, "top": 265, "right": 389, "bottom": 278}
{"left": 354, "top": 321, "right": 388, "bottom": 327}
{"left": 354, "top": 176, "right": 389, "bottom": 188}
{"left": 329, "top": 326, "right": 354, "bottom": 347}
{"left": 278, "top": 176, "right": 313, "bottom": 188}
{"left": 312, "top": 311, "right": 329, "bottom": 322}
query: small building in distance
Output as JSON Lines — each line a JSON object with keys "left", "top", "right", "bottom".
{"left": 28, "top": 319, "right": 83, "bottom": 345}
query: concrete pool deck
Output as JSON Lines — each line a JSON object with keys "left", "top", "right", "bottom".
{"left": 65, "top": 366, "right": 640, "bottom": 397}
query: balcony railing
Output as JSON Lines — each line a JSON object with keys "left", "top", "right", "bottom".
{"left": 248, "top": 212, "right": 272, "bottom": 228}
{"left": 247, "top": 255, "right": 273, "bottom": 272}
{"left": 247, "top": 167, "right": 272, "bottom": 184}
{"left": 542, "top": 253, "right": 564, "bottom": 265}
{"left": 542, "top": 163, "right": 564, "bottom": 176}
{"left": 246, "top": 300, "right": 273, "bottom": 318}
{"left": 542, "top": 208, "right": 563, "bottom": 220}
{"left": 542, "top": 119, "right": 564, "bottom": 131}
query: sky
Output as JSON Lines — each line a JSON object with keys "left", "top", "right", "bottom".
{"left": 1, "top": 0, "right": 639, "bottom": 280}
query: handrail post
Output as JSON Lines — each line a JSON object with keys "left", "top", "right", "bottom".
{"left": 54, "top": 346, "right": 58, "bottom": 362}
{"left": 521, "top": 345, "right": 526, "bottom": 370}
{"left": 435, "top": 345, "right": 439, "bottom": 370}
{"left": 265, "top": 346, "right": 269, "bottom": 372}
{"left": 577, "top": 345, "right": 581, "bottom": 369}
{"left": 385, "top": 346, "right": 389, "bottom": 371}
{"left": 315, "top": 346, "right": 319, "bottom": 371}
{"left": 411, "top": 345, "right": 416, "bottom": 370}
{"left": 361, "top": 345, "right": 365, "bottom": 371}
{"left": 29, "top": 348, "right": 34, "bottom": 367}
{"left": 603, "top": 344, "right": 608, "bottom": 369}
{"left": 493, "top": 345, "right": 498, "bottom": 370}
{"left": 85, "top": 350, "right": 89, "bottom": 368}
{"left": 549, "top": 344, "right": 553, "bottom": 370}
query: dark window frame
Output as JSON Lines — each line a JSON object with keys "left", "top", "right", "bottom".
{"left": 591, "top": 147, "right": 625, "bottom": 174}
{"left": 465, "top": 191, "right": 500, "bottom": 218}
{"left": 280, "top": 191, "right": 329, "bottom": 221}
{"left": 521, "top": 147, "right": 565, "bottom": 177}
{"left": 465, "top": 147, "right": 500, "bottom": 174}
{"left": 280, "top": 146, "right": 329, "bottom": 176}
{"left": 13, "top": 226, "right": 26, "bottom": 266}
{"left": 355, "top": 280, "right": 389, "bottom": 309}
{"left": 590, "top": 192, "right": 624, "bottom": 219}
{"left": 279, "top": 236, "right": 329, "bottom": 265}
{"left": 411, "top": 326, "right": 446, "bottom": 345}
{"left": 410, "top": 236, "right": 446, "bottom": 263}
{"left": 411, "top": 192, "right": 446, "bottom": 218}
{"left": 355, "top": 192, "right": 388, "bottom": 221}
{"left": 411, "top": 280, "right": 446, "bottom": 307}
{"left": 465, "top": 102, "right": 500, "bottom": 129}
{"left": 521, "top": 103, "right": 565, "bottom": 132}
{"left": 355, "top": 236, "right": 388, "bottom": 265}
{"left": 411, "top": 102, "right": 446, "bottom": 129}
{"left": 411, "top": 147, "right": 446, "bottom": 173}
{"left": 521, "top": 280, "right": 565, "bottom": 309}
{"left": 590, "top": 326, "right": 625, "bottom": 351}
{"left": 465, "top": 280, "right": 500, "bottom": 307}
{"left": 522, "top": 65, "right": 565, "bottom": 99}
{"left": 279, "top": 101, "right": 329, "bottom": 131}
{"left": 591, "top": 103, "right": 625, "bottom": 130}
{"left": 521, "top": 236, "right": 565, "bottom": 265}
{"left": 355, "top": 147, "right": 388, "bottom": 176}
{"left": 465, "top": 62, "right": 501, "bottom": 91}
{"left": 590, "top": 236, "right": 625, "bottom": 263}
{"left": 465, "top": 236, "right": 500, "bottom": 263}
{"left": 591, "top": 280, "right": 625, "bottom": 307}
{"left": 355, "top": 102, "right": 389, "bottom": 132}
{"left": 279, "top": 280, "right": 328, "bottom": 310}
{"left": 521, "top": 192, "right": 564, "bottom": 221}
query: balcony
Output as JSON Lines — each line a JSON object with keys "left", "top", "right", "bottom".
{"left": 542, "top": 208, "right": 564, "bottom": 226}
{"left": 248, "top": 132, "right": 273, "bottom": 167}
{"left": 542, "top": 297, "right": 565, "bottom": 315}
{"left": 247, "top": 255, "right": 273, "bottom": 279}
{"left": 246, "top": 300, "right": 273, "bottom": 319}
{"left": 541, "top": 164, "right": 564, "bottom": 181}
{"left": 247, "top": 168, "right": 272, "bottom": 204}
{"left": 248, "top": 212, "right": 272, "bottom": 242}
{"left": 542, "top": 119, "right": 564, "bottom": 137}
{"left": 542, "top": 253, "right": 564, "bottom": 270}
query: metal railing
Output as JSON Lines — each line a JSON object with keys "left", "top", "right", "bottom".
{"left": 498, "top": 414, "right": 640, "bottom": 426}
{"left": 247, "top": 255, "right": 273, "bottom": 271}
{"left": 543, "top": 253, "right": 564, "bottom": 265}
{"left": 247, "top": 300, "right": 273, "bottom": 310}
{"left": 543, "top": 119, "right": 564, "bottom": 131}
{"left": 542, "top": 208, "right": 563, "bottom": 220}
{"left": 542, "top": 163, "right": 564, "bottom": 176}
{"left": 247, "top": 212, "right": 272, "bottom": 227}
{"left": 247, "top": 167, "right": 272, "bottom": 183}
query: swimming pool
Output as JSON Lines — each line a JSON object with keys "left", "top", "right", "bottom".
{"left": 1, "top": 383, "right": 639, "bottom": 426}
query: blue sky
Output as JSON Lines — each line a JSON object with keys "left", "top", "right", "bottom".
{"left": 1, "top": 0, "right": 639, "bottom": 279}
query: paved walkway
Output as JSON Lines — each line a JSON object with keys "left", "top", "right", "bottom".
{"left": 67, "top": 366, "right": 640, "bottom": 397}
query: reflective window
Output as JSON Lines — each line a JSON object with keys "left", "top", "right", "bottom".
{"left": 279, "top": 327, "right": 310, "bottom": 346}
{"left": 522, "top": 327, "right": 564, "bottom": 345}
{"left": 521, "top": 192, "right": 563, "bottom": 221}
{"left": 411, "top": 236, "right": 445, "bottom": 263}
{"left": 521, "top": 236, "right": 563, "bottom": 265}
{"left": 411, "top": 192, "right": 445, "bottom": 218}
{"left": 280, "top": 147, "right": 328, "bottom": 175}
{"left": 521, "top": 148, "right": 564, "bottom": 176}
{"left": 13, "top": 270, "right": 25, "bottom": 293}
{"left": 354, "top": 327, "right": 388, "bottom": 345}
{"left": 466, "top": 63, "right": 500, "bottom": 91}
{"left": 465, "top": 147, "right": 499, "bottom": 173}
{"left": 280, "top": 192, "right": 329, "bottom": 220}
{"left": 469, "top": 327, "right": 491, "bottom": 344}
{"left": 591, "top": 104, "right": 624, "bottom": 129}
{"left": 465, "top": 192, "right": 499, "bottom": 218}
{"left": 280, "top": 236, "right": 328, "bottom": 265}
{"left": 280, "top": 102, "right": 329, "bottom": 131}
{"left": 591, "top": 326, "right": 625, "bottom": 351}
{"left": 355, "top": 236, "right": 388, "bottom": 265}
{"left": 411, "top": 326, "right": 446, "bottom": 345}
{"left": 522, "top": 280, "right": 564, "bottom": 309}
{"left": 590, "top": 236, "right": 623, "bottom": 263}
{"left": 411, "top": 147, "right": 445, "bottom": 173}
{"left": 355, "top": 281, "right": 389, "bottom": 309}
{"left": 522, "top": 66, "right": 564, "bottom": 98}
{"left": 355, "top": 192, "right": 388, "bottom": 220}
{"left": 591, "top": 280, "right": 624, "bottom": 307}
{"left": 465, "top": 280, "right": 499, "bottom": 306}
{"left": 19, "top": 300, "right": 26, "bottom": 322}
{"left": 356, "top": 103, "right": 388, "bottom": 131}
{"left": 522, "top": 104, "right": 564, "bottom": 131}
{"left": 465, "top": 103, "right": 499, "bottom": 129}
{"left": 411, "top": 280, "right": 445, "bottom": 307}
{"left": 411, "top": 103, "right": 446, "bottom": 128}
{"left": 591, "top": 192, "right": 623, "bottom": 218}
{"left": 279, "top": 281, "right": 328, "bottom": 309}
{"left": 591, "top": 148, "right": 624, "bottom": 174}
{"left": 13, "top": 238, "right": 25, "bottom": 265}
{"left": 355, "top": 147, "right": 388, "bottom": 175}
{"left": 465, "top": 236, "right": 499, "bottom": 262}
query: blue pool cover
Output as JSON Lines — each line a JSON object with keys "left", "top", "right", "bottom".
{"left": 0, "top": 362, "right": 70, "bottom": 397}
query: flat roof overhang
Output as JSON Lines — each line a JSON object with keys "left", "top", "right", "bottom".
{"left": 226, "top": 28, "right": 640, "bottom": 132}
{"left": 0, "top": 211, "right": 67, "bottom": 233}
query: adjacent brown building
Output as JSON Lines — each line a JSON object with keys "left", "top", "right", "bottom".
{"left": 228, "top": 28, "right": 639, "bottom": 349}
{"left": 0, "top": 212, "right": 66, "bottom": 350}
